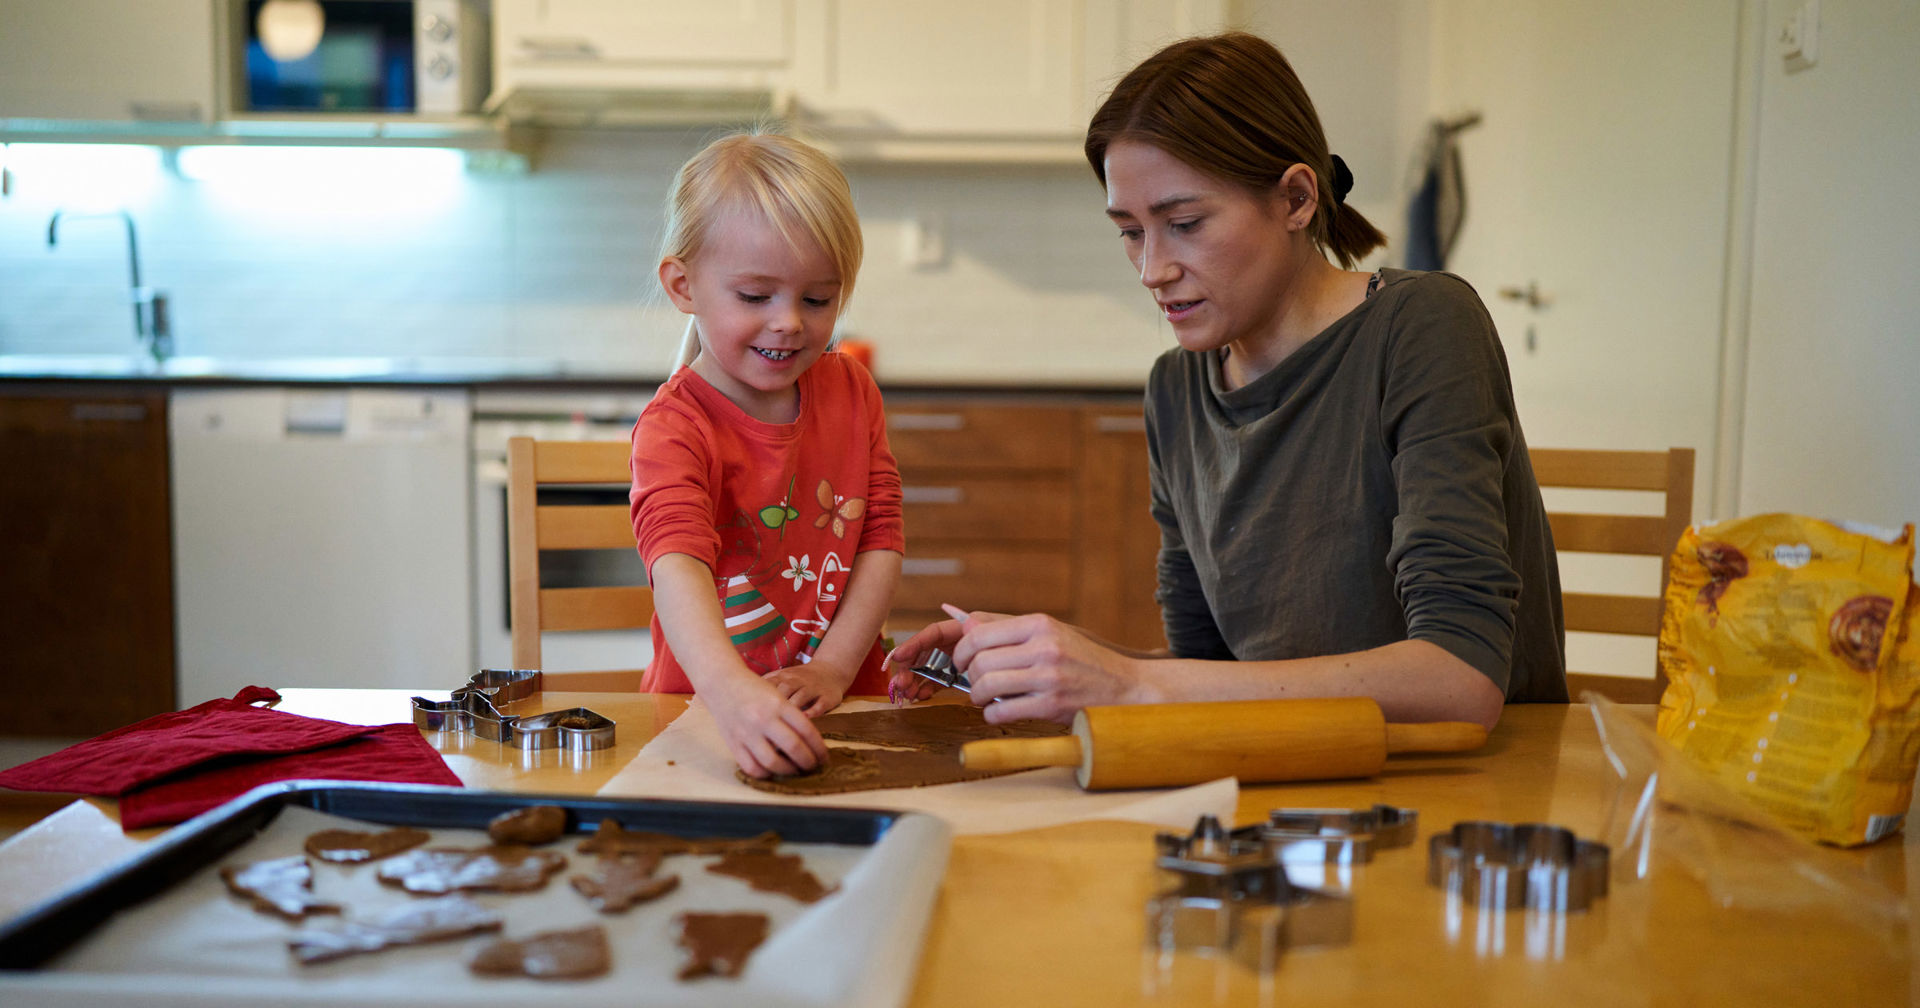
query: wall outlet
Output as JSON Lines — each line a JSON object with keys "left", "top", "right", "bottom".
{"left": 1780, "top": 0, "right": 1819, "bottom": 72}
{"left": 903, "top": 213, "right": 948, "bottom": 269}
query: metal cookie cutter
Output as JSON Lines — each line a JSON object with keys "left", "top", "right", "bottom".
{"left": 1426, "top": 821, "right": 1609, "bottom": 912}
{"left": 910, "top": 649, "right": 970, "bottom": 693}
{"left": 1261, "top": 804, "right": 1419, "bottom": 864}
{"left": 411, "top": 669, "right": 617, "bottom": 752}
{"left": 1146, "top": 815, "right": 1352, "bottom": 973}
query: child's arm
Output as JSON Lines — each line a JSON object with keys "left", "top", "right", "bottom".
{"left": 649, "top": 552, "right": 830, "bottom": 778}
{"left": 765, "top": 548, "right": 903, "bottom": 715}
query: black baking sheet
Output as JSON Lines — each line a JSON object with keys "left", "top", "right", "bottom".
{"left": 0, "top": 779, "right": 905, "bottom": 970}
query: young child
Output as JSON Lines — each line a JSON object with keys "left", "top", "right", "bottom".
{"left": 630, "top": 131, "right": 903, "bottom": 779}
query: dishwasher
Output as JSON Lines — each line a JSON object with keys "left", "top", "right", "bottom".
{"left": 170, "top": 388, "right": 473, "bottom": 703}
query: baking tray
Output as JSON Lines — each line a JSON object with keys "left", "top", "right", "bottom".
{"left": 0, "top": 780, "right": 947, "bottom": 1007}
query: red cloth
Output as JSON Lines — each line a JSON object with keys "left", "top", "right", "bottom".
{"left": 0, "top": 686, "right": 378, "bottom": 796}
{"left": 630, "top": 353, "right": 904, "bottom": 694}
{"left": 117, "top": 722, "right": 463, "bottom": 829}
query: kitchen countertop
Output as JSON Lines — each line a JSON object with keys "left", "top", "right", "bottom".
{"left": 2, "top": 694, "right": 1912, "bottom": 1005}
{"left": 0, "top": 354, "right": 1146, "bottom": 395}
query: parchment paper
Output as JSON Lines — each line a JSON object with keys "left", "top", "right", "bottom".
{"left": 596, "top": 699, "right": 1239, "bottom": 834}
{"left": 0, "top": 804, "right": 949, "bottom": 1008}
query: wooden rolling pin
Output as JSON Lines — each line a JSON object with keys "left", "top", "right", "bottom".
{"left": 960, "top": 697, "right": 1488, "bottom": 790}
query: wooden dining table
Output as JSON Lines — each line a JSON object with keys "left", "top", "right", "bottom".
{"left": 1, "top": 689, "right": 1913, "bottom": 1006}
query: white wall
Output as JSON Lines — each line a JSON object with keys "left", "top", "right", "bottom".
{"left": 1735, "top": 0, "right": 1920, "bottom": 528}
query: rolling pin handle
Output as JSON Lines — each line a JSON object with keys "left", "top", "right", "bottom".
{"left": 1383, "top": 721, "right": 1489, "bottom": 755}
{"left": 960, "top": 735, "right": 1084, "bottom": 772}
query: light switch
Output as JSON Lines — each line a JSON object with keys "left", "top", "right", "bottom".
{"left": 1780, "top": 0, "right": 1819, "bottom": 72}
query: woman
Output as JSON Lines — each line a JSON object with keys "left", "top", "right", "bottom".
{"left": 888, "top": 32, "right": 1566, "bottom": 729}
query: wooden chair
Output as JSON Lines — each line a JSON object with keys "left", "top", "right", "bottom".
{"left": 1528, "top": 447, "right": 1695, "bottom": 704}
{"left": 505, "top": 436, "right": 652, "bottom": 690}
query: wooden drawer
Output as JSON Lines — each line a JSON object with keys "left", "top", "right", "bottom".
{"left": 902, "top": 474, "right": 1073, "bottom": 541}
{"left": 893, "top": 541, "right": 1073, "bottom": 615}
{"left": 885, "top": 404, "right": 1076, "bottom": 471}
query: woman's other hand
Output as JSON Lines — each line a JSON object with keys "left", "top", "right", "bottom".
{"left": 704, "top": 673, "right": 830, "bottom": 778}
{"left": 883, "top": 606, "right": 1008, "bottom": 704}
{"left": 955, "top": 613, "right": 1154, "bottom": 723}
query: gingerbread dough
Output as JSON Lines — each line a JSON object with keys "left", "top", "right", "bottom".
{"left": 376, "top": 845, "right": 568, "bottom": 894}
{"left": 220, "top": 855, "right": 339, "bottom": 920}
{"left": 303, "top": 826, "right": 431, "bottom": 864}
{"left": 706, "top": 849, "right": 836, "bottom": 903}
{"left": 570, "top": 855, "right": 681, "bottom": 912}
{"left": 289, "top": 895, "right": 502, "bottom": 965}
{"left": 577, "top": 819, "right": 780, "bottom": 858}
{"left": 740, "top": 703, "right": 1072, "bottom": 795}
{"left": 470, "top": 924, "right": 611, "bottom": 979}
{"left": 487, "top": 805, "right": 567, "bottom": 845}
{"left": 675, "top": 912, "right": 769, "bottom": 980}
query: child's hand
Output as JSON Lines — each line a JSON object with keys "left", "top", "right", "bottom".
{"left": 764, "top": 663, "right": 852, "bottom": 717}
{"left": 704, "top": 673, "right": 830, "bottom": 778}
{"left": 884, "top": 605, "right": 1008, "bottom": 705}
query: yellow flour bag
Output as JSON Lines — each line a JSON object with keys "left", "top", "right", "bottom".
{"left": 1656, "top": 513, "right": 1920, "bottom": 845}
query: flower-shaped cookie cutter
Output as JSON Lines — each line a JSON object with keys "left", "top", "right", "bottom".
{"left": 1426, "top": 821, "right": 1609, "bottom": 913}
{"left": 410, "top": 669, "right": 617, "bottom": 752}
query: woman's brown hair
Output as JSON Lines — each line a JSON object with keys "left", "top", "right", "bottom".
{"left": 1085, "top": 31, "right": 1386, "bottom": 269}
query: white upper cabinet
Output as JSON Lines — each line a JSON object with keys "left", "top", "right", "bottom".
{"left": 0, "top": 0, "right": 216, "bottom": 122}
{"left": 493, "top": 0, "right": 793, "bottom": 94}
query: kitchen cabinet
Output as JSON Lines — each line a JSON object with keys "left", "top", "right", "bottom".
{"left": 0, "top": 385, "right": 176, "bottom": 737}
{"left": 883, "top": 395, "right": 1163, "bottom": 652}
{"left": 788, "top": 0, "right": 1227, "bottom": 159}
{"left": 492, "top": 0, "right": 793, "bottom": 105}
{"left": 0, "top": 0, "right": 215, "bottom": 123}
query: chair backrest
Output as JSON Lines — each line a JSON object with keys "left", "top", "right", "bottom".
{"left": 505, "top": 436, "right": 652, "bottom": 689}
{"left": 1528, "top": 446, "right": 1695, "bottom": 704}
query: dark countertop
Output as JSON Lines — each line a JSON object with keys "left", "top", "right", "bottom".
{"left": 0, "top": 354, "right": 1145, "bottom": 397}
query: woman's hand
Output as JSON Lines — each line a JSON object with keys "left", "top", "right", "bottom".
{"left": 954, "top": 612, "right": 1155, "bottom": 723}
{"left": 702, "top": 673, "right": 830, "bottom": 778}
{"left": 764, "top": 662, "right": 852, "bottom": 717}
{"left": 883, "top": 607, "right": 1011, "bottom": 704}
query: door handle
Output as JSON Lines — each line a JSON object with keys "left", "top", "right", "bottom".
{"left": 1498, "top": 281, "right": 1552, "bottom": 310}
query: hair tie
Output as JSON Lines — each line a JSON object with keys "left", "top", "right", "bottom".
{"left": 1330, "top": 154, "right": 1354, "bottom": 203}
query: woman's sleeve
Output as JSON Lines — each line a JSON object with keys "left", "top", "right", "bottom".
{"left": 1145, "top": 372, "right": 1233, "bottom": 660}
{"left": 629, "top": 403, "right": 722, "bottom": 570}
{"left": 1379, "top": 276, "right": 1523, "bottom": 691}
{"left": 854, "top": 363, "right": 905, "bottom": 554}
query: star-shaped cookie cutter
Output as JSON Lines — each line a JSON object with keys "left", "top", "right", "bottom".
{"left": 1426, "top": 821, "right": 1609, "bottom": 913}
{"left": 410, "top": 669, "right": 617, "bottom": 752}
{"left": 1146, "top": 814, "right": 1352, "bottom": 972}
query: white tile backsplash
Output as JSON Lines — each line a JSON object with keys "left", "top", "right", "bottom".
{"left": 1, "top": 129, "right": 1166, "bottom": 384}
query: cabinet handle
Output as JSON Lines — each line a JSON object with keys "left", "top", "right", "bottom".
{"left": 1093, "top": 414, "right": 1145, "bottom": 433}
{"left": 129, "top": 101, "right": 202, "bottom": 122}
{"left": 70, "top": 403, "right": 147, "bottom": 422}
{"left": 901, "top": 558, "right": 964, "bottom": 577}
{"left": 902, "top": 485, "right": 963, "bottom": 504}
{"left": 890, "top": 413, "right": 965, "bottom": 431}
{"left": 517, "top": 36, "right": 600, "bottom": 59}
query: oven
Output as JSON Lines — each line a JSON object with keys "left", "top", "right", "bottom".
{"left": 470, "top": 389, "right": 654, "bottom": 672}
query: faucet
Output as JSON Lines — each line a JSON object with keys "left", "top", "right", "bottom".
{"left": 46, "top": 209, "right": 172, "bottom": 363}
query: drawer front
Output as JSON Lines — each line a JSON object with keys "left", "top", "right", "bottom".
{"left": 886, "top": 405, "right": 1076, "bottom": 471}
{"left": 902, "top": 475, "right": 1073, "bottom": 541}
{"left": 893, "top": 542, "right": 1073, "bottom": 615}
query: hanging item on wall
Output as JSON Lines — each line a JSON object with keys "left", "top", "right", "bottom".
{"left": 1405, "top": 112, "right": 1479, "bottom": 271}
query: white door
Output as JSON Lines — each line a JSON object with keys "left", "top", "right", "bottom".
{"left": 1430, "top": 0, "right": 1739, "bottom": 472}
{"left": 1427, "top": 1, "right": 1742, "bottom": 680}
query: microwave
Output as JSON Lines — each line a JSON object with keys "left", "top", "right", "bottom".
{"left": 236, "top": 0, "right": 490, "bottom": 115}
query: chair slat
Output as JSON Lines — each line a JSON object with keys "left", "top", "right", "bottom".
{"left": 534, "top": 440, "right": 632, "bottom": 484}
{"left": 540, "top": 586, "right": 654, "bottom": 631}
{"left": 536, "top": 504, "right": 637, "bottom": 550}
{"left": 1562, "top": 592, "right": 1663, "bottom": 635}
{"left": 1546, "top": 512, "right": 1676, "bottom": 556}
{"left": 1529, "top": 448, "right": 1672, "bottom": 490}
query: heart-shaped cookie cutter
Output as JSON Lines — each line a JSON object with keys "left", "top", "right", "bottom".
{"left": 411, "top": 669, "right": 617, "bottom": 752}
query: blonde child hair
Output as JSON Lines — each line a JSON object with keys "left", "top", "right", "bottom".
{"left": 662, "top": 129, "right": 865, "bottom": 369}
